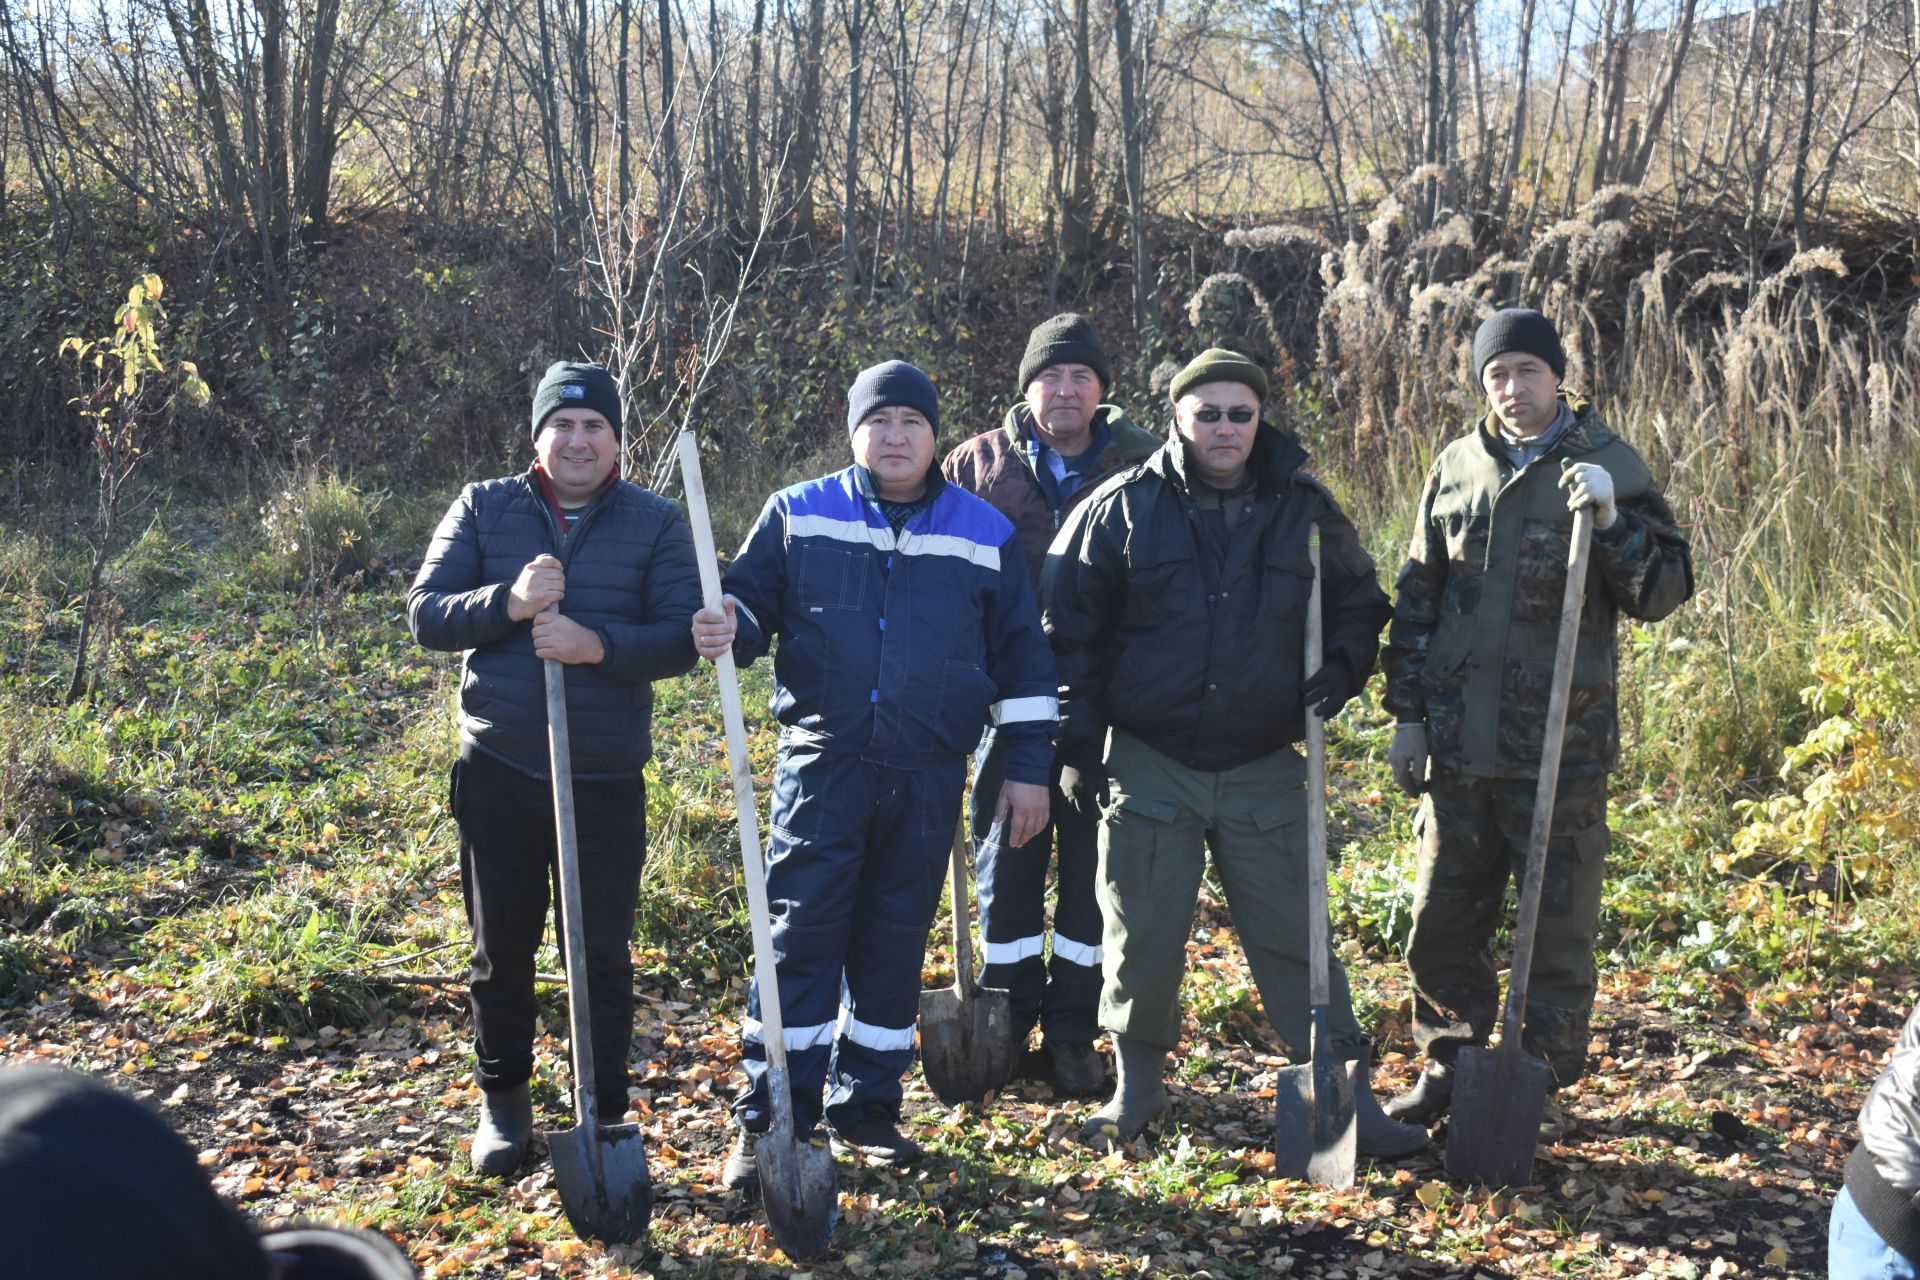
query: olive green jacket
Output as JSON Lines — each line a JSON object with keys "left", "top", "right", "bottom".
{"left": 1380, "top": 395, "right": 1694, "bottom": 778}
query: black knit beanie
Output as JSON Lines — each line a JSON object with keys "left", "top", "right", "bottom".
{"left": 1472, "top": 309, "right": 1566, "bottom": 380}
{"left": 1168, "top": 347, "right": 1270, "bottom": 405}
{"left": 846, "top": 359, "right": 940, "bottom": 436}
{"left": 1017, "top": 313, "right": 1111, "bottom": 393}
{"left": 530, "top": 361, "right": 622, "bottom": 439}
{"left": 0, "top": 1065, "right": 271, "bottom": 1280}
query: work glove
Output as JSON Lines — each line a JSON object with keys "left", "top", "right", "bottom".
{"left": 1302, "top": 656, "right": 1362, "bottom": 720}
{"left": 1558, "top": 461, "right": 1617, "bottom": 530}
{"left": 1056, "top": 740, "right": 1108, "bottom": 813}
{"left": 1387, "top": 722, "right": 1429, "bottom": 796}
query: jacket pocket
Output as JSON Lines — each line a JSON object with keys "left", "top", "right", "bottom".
{"left": 797, "top": 543, "right": 867, "bottom": 612}
{"left": 1121, "top": 547, "right": 1191, "bottom": 630}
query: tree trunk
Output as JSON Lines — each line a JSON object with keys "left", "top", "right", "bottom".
{"left": 1055, "top": 0, "right": 1096, "bottom": 298}
{"left": 1113, "top": 0, "right": 1148, "bottom": 333}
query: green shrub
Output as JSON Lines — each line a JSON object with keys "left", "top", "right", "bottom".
{"left": 259, "top": 472, "right": 380, "bottom": 591}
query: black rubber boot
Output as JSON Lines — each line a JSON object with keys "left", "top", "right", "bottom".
{"left": 1046, "top": 1039, "right": 1109, "bottom": 1098}
{"left": 829, "top": 1111, "right": 924, "bottom": 1165}
{"left": 1078, "top": 1038, "right": 1170, "bottom": 1148}
{"left": 1383, "top": 1061, "right": 1454, "bottom": 1125}
{"left": 1355, "top": 1079, "right": 1430, "bottom": 1157}
{"left": 471, "top": 1083, "right": 532, "bottom": 1177}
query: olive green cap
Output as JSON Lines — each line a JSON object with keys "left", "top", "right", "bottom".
{"left": 1167, "top": 347, "right": 1269, "bottom": 405}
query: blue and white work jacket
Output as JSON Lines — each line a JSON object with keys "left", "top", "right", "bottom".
{"left": 724, "top": 466, "right": 1059, "bottom": 784}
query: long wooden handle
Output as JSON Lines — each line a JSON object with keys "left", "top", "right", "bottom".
{"left": 1304, "top": 524, "right": 1330, "bottom": 1009}
{"left": 675, "top": 432, "right": 796, "bottom": 1086}
{"left": 1500, "top": 506, "right": 1595, "bottom": 1044}
{"left": 948, "top": 819, "right": 975, "bottom": 998}
{"left": 545, "top": 653, "right": 602, "bottom": 1141}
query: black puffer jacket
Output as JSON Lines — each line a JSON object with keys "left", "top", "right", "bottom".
{"left": 1845, "top": 1002, "right": 1920, "bottom": 1265}
{"left": 408, "top": 469, "right": 702, "bottom": 780}
{"left": 1041, "top": 425, "right": 1390, "bottom": 772}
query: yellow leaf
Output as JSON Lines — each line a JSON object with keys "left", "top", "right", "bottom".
{"left": 1764, "top": 1246, "right": 1787, "bottom": 1267}
{"left": 321, "top": 822, "right": 340, "bottom": 840}
{"left": 1416, "top": 1181, "right": 1445, "bottom": 1209}
{"left": 142, "top": 273, "right": 163, "bottom": 299}
{"left": 1640, "top": 1188, "right": 1666, "bottom": 1203}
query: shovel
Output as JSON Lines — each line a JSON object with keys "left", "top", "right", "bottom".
{"left": 677, "top": 430, "right": 838, "bottom": 1261}
{"left": 919, "top": 815, "right": 1017, "bottom": 1106}
{"left": 541, "top": 653, "right": 654, "bottom": 1243}
{"left": 1445, "top": 506, "right": 1595, "bottom": 1188}
{"left": 1275, "top": 523, "right": 1360, "bottom": 1187}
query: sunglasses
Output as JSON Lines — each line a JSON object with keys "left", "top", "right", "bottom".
{"left": 1191, "top": 406, "right": 1256, "bottom": 424}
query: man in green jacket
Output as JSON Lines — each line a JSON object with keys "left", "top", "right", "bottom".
{"left": 1381, "top": 309, "right": 1694, "bottom": 1135}
{"left": 942, "top": 314, "right": 1162, "bottom": 1095}
{"left": 1044, "top": 347, "right": 1427, "bottom": 1157}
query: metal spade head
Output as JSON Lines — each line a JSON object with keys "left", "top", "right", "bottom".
{"left": 918, "top": 979, "right": 1017, "bottom": 1107}
{"left": 549, "top": 1121, "right": 653, "bottom": 1244}
{"left": 755, "top": 1117, "right": 839, "bottom": 1262}
{"left": 1443, "top": 1042, "right": 1554, "bottom": 1188}
{"left": 1274, "top": 1022, "right": 1358, "bottom": 1188}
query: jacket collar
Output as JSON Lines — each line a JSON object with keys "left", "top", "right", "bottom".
{"left": 1151, "top": 421, "right": 1309, "bottom": 498}
{"left": 1474, "top": 391, "right": 1611, "bottom": 463}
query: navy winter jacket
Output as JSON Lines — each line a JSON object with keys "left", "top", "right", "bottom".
{"left": 408, "top": 468, "right": 703, "bottom": 780}
{"left": 724, "top": 466, "right": 1058, "bottom": 784}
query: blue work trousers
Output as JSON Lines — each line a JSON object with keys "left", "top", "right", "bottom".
{"left": 734, "top": 745, "right": 965, "bottom": 1134}
{"left": 969, "top": 732, "right": 1102, "bottom": 1044}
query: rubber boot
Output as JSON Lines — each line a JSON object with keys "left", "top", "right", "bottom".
{"left": 1078, "top": 1038, "right": 1170, "bottom": 1148}
{"left": 1045, "top": 1039, "right": 1109, "bottom": 1098}
{"left": 471, "top": 1083, "right": 532, "bottom": 1177}
{"left": 1355, "top": 1080, "right": 1430, "bottom": 1158}
{"left": 1383, "top": 1060, "right": 1453, "bottom": 1124}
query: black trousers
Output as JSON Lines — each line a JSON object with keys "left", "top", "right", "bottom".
{"left": 451, "top": 747, "right": 646, "bottom": 1115}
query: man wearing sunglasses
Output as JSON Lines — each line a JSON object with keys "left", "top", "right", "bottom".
{"left": 941, "top": 313, "right": 1163, "bottom": 1097}
{"left": 1042, "top": 347, "right": 1428, "bottom": 1157}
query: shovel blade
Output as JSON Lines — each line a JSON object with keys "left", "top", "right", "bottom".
{"left": 918, "top": 982, "right": 1017, "bottom": 1107}
{"left": 1444, "top": 1044, "right": 1554, "bottom": 1187}
{"left": 757, "top": 1123, "right": 839, "bottom": 1262}
{"left": 1274, "top": 1054, "right": 1358, "bottom": 1187}
{"left": 550, "top": 1122, "right": 653, "bottom": 1244}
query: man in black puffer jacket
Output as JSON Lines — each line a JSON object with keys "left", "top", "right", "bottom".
{"left": 409, "top": 362, "right": 702, "bottom": 1177}
{"left": 1833, "top": 1001, "right": 1920, "bottom": 1278}
{"left": 1043, "top": 348, "right": 1426, "bottom": 1157}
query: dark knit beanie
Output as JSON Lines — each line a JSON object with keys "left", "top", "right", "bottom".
{"left": 1472, "top": 308, "right": 1566, "bottom": 380}
{"left": 846, "top": 359, "right": 940, "bottom": 436}
{"left": 531, "top": 361, "right": 622, "bottom": 439}
{"left": 1017, "top": 313, "right": 1111, "bottom": 393}
{"left": 1168, "top": 347, "right": 1270, "bottom": 405}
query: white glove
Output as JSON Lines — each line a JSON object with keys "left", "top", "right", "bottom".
{"left": 1387, "top": 723, "right": 1429, "bottom": 796}
{"left": 1559, "top": 461, "right": 1617, "bottom": 530}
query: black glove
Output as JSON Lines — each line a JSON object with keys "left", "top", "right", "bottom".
{"left": 1302, "top": 656, "right": 1361, "bottom": 720}
{"left": 1055, "top": 740, "right": 1108, "bottom": 813}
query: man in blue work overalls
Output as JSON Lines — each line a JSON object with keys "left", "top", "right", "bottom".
{"left": 692, "top": 360, "right": 1059, "bottom": 1190}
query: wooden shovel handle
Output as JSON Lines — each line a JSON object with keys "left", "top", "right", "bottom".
{"left": 544, "top": 652, "right": 602, "bottom": 1140}
{"left": 1304, "top": 525, "right": 1330, "bottom": 1008}
{"left": 675, "top": 432, "right": 798, "bottom": 1085}
{"left": 949, "top": 818, "right": 976, "bottom": 996}
{"left": 1499, "top": 507, "right": 1596, "bottom": 1045}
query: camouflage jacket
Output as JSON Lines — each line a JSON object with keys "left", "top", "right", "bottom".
{"left": 1380, "top": 396, "right": 1694, "bottom": 779}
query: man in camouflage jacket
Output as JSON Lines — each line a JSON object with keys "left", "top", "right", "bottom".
{"left": 1381, "top": 309, "right": 1694, "bottom": 1134}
